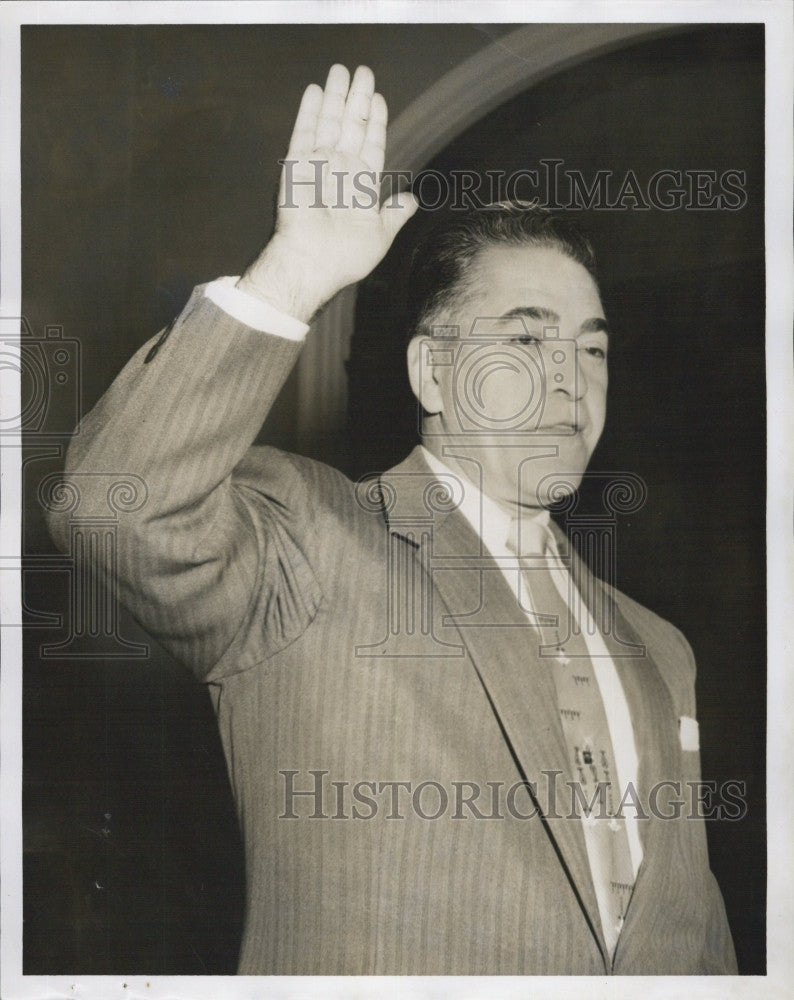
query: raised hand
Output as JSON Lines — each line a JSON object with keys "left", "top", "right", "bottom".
{"left": 238, "top": 65, "right": 418, "bottom": 321}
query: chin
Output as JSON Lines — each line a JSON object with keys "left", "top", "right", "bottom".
{"left": 532, "top": 467, "right": 586, "bottom": 508}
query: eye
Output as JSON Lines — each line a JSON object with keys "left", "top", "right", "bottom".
{"left": 582, "top": 345, "right": 607, "bottom": 360}
{"left": 577, "top": 338, "right": 608, "bottom": 360}
{"left": 506, "top": 335, "right": 541, "bottom": 346}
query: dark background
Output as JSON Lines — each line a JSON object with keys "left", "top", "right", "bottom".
{"left": 21, "top": 24, "right": 765, "bottom": 974}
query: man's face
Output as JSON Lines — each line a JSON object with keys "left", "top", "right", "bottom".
{"left": 412, "top": 243, "right": 609, "bottom": 510}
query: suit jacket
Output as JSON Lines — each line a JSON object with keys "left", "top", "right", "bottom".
{"left": 48, "top": 285, "right": 737, "bottom": 975}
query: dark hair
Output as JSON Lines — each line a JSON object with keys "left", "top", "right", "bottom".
{"left": 404, "top": 201, "right": 598, "bottom": 340}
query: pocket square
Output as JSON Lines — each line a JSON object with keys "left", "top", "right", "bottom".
{"left": 679, "top": 715, "right": 700, "bottom": 751}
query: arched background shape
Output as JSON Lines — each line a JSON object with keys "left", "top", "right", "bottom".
{"left": 295, "top": 22, "right": 684, "bottom": 458}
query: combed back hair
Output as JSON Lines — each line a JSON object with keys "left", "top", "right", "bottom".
{"left": 404, "top": 200, "right": 599, "bottom": 341}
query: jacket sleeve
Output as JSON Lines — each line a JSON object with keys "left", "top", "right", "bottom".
{"left": 45, "top": 284, "right": 323, "bottom": 681}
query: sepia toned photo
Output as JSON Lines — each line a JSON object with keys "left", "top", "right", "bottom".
{"left": 2, "top": 4, "right": 790, "bottom": 998}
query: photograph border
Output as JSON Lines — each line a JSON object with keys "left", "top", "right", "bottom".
{"left": 2, "top": 2, "right": 791, "bottom": 998}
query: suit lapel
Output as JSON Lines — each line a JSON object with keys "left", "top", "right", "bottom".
{"left": 379, "top": 449, "right": 606, "bottom": 956}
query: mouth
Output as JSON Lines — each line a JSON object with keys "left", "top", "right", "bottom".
{"left": 536, "top": 421, "right": 585, "bottom": 435}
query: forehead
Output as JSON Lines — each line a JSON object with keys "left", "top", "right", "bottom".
{"left": 463, "top": 242, "right": 603, "bottom": 319}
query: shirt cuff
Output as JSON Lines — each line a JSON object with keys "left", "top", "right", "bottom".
{"left": 204, "top": 276, "right": 309, "bottom": 342}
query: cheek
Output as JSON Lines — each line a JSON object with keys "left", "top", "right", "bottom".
{"left": 587, "top": 367, "right": 608, "bottom": 411}
{"left": 585, "top": 384, "right": 608, "bottom": 444}
{"left": 470, "top": 366, "right": 545, "bottom": 432}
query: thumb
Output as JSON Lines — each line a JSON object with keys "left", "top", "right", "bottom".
{"left": 381, "top": 190, "right": 420, "bottom": 243}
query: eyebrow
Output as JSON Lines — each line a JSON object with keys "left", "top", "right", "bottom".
{"left": 501, "top": 306, "right": 611, "bottom": 337}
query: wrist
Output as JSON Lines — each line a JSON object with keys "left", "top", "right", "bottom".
{"left": 237, "top": 234, "right": 338, "bottom": 323}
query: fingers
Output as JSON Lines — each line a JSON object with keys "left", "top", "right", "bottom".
{"left": 337, "top": 65, "right": 376, "bottom": 157}
{"left": 314, "top": 63, "right": 350, "bottom": 150}
{"left": 286, "top": 83, "right": 324, "bottom": 158}
{"left": 359, "top": 92, "right": 387, "bottom": 173}
{"left": 291, "top": 64, "right": 382, "bottom": 162}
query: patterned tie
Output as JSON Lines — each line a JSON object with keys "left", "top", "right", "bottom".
{"left": 508, "top": 516, "right": 635, "bottom": 959}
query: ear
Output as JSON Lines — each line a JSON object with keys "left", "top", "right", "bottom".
{"left": 406, "top": 335, "right": 444, "bottom": 414}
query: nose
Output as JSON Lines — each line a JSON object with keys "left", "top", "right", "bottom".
{"left": 544, "top": 342, "right": 588, "bottom": 401}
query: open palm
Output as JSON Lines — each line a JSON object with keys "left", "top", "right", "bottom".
{"left": 271, "top": 65, "right": 418, "bottom": 299}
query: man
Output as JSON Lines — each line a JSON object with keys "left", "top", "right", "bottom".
{"left": 46, "top": 64, "right": 736, "bottom": 974}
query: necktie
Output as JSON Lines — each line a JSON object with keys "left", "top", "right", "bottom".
{"left": 508, "top": 516, "right": 635, "bottom": 959}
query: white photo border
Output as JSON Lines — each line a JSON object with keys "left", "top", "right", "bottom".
{"left": 1, "top": 2, "right": 791, "bottom": 998}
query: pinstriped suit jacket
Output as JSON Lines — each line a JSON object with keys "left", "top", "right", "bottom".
{"left": 48, "top": 285, "right": 737, "bottom": 975}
